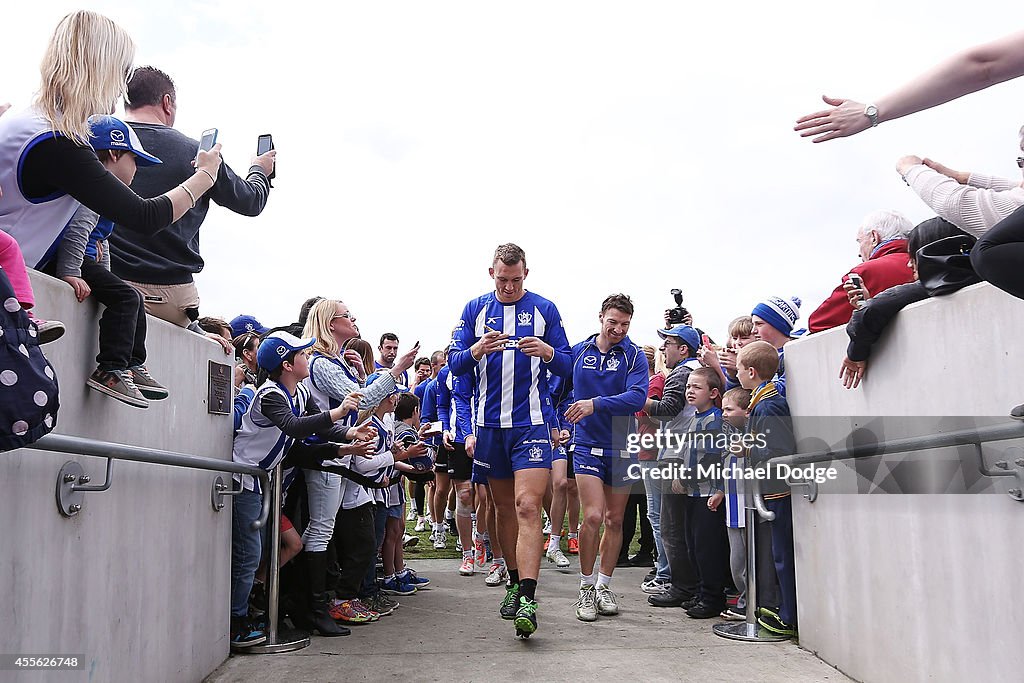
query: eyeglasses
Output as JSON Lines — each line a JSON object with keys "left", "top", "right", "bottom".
{"left": 332, "top": 312, "right": 356, "bottom": 322}
{"left": 1017, "top": 157, "right": 1024, "bottom": 169}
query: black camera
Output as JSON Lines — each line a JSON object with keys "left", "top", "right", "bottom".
{"left": 667, "top": 288, "right": 689, "bottom": 326}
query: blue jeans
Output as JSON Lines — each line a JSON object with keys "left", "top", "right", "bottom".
{"left": 231, "top": 489, "right": 263, "bottom": 617}
{"left": 642, "top": 461, "right": 670, "bottom": 582}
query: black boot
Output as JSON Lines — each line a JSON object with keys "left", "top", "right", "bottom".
{"left": 306, "top": 551, "right": 350, "bottom": 637}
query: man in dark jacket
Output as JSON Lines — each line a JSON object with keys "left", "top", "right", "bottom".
{"left": 110, "top": 66, "right": 276, "bottom": 329}
{"left": 808, "top": 210, "right": 915, "bottom": 333}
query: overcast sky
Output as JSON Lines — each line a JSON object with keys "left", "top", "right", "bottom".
{"left": 4, "top": 1, "right": 1023, "bottom": 355}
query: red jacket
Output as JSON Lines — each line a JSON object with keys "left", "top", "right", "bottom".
{"left": 808, "top": 239, "right": 915, "bottom": 333}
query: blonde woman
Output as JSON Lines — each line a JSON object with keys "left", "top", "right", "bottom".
{"left": 300, "top": 299, "right": 417, "bottom": 621}
{"left": 0, "top": 11, "right": 222, "bottom": 293}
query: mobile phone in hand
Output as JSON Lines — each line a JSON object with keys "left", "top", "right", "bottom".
{"left": 256, "top": 133, "right": 276, "bottom": 182}
{"left": 196, "top": 128, "right": 218, "bottom": 162}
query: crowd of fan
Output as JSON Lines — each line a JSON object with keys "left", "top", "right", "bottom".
{"left": 6, "top": 9, "right": 1024, "bottom": 652}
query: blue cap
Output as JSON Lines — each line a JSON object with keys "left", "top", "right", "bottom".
{"left": 230, "top": 314, "right": 270, "bottom": 339}
{"left": 657, "top": 325, "right": 701, "bottom": 355}
{"left": 256, "top": 331, "right": 315, "bottom": 371}
{"left": 87, "top": 115, "right": 162, "bottom": 166}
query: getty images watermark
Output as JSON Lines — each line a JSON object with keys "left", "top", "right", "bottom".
{"left": 623, "top": 428, "right": 839, "bottom": 484}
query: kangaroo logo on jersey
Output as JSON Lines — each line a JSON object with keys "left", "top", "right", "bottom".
{"left": 583, "top": 355, "right": 598, "bottom": 369}
{"left": 517, "top": 311, "right": 532, "bottom": 327}
{"left": 528, "top": 445, "right": 543, "bottom": 462}
{"left": 606, "top": 356, "right": 620, "bottom": 372}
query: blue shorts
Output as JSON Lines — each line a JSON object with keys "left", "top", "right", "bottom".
{"left": 471, "top": 460, "right": 489, "bottom": 485}
{"left": 571, "top": 444, "right": 639, "bottom": 488}
{"left": 386, "top": 504, "right": 404, "bottom": 519}
{"left": 474, "top": 425, "right": 553, "bottom": 480}
{"left": 552, "top": 445, "right": 568, "bottom": 462}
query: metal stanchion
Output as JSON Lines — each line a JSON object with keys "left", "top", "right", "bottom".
{"left": 239, "top": 463, "right": 310, "bottom": 654}
{"left": 713, "top": 477, "right": 789, "bottom": 642}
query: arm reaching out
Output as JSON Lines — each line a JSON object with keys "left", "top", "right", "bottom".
{"left": 795, "top": 30, "right": 1024, "bottom": 142}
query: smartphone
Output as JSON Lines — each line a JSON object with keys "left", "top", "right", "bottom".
{"left": 701, "top": 333, "right": 712, "bottom": 348}
{"left": 848, "top": 274, "right": 865, "bottom": 309}
{"left": 196, "top": 128, "right": 217, "bottom": 161}
{"left": 256, "top": 133, "right": 276, "bottom": 182}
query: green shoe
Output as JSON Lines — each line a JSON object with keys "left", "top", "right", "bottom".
{"left": 757, "top": 610, "right": 797, "bottom": 637}
{"left": 514, "top": 596, "right": 538, "bottom": 638}
{"left": 499, "top": 583, "right": 520, "bottom": 620}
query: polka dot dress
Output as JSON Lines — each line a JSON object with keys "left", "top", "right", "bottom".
{"left": 0, "top": 270, "right": 59, "bottom": 451}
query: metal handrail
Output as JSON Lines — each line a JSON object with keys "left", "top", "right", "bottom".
{"left": 28, "top": 433, "right": 272, "bottom": 529}
{"left": 751, "top": 420, "right": 1024, "bottom": 517}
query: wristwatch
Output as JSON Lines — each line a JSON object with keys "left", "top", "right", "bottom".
{"left": 863, "top": 104, "right": 879, "bottom": 128}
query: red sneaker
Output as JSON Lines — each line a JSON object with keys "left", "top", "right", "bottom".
{"left": 567, "top": 537, "right": 579, "bottom": 555}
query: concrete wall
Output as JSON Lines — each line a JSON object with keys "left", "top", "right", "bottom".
{"left": 1, "top": 272, "right": 234, "bottom": 683}
{"left": 786, "top": 282, "right": 1024, "bottom": 683}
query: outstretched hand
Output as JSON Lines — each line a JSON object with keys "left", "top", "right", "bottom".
{"left": 839, "top": 356, "right": 867, "bottom": 389}
{"left": 795, "top": 95, "right": 873, "bottom": 143}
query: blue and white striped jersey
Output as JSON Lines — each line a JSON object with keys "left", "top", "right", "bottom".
{"left": 449, "top": 291, "right": 572, "bottom": 428}
{"left": 722, "top": 422, "right": 745, "bottom": 528}
{"left": 435, "top": 365, "right": 474, "bottom": 442}
{"left": 232, "top": 380, "right": 310, "bottom": 494}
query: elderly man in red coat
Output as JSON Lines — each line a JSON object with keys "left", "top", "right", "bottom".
{"left": 808, "top": 210, "right": 916, "bottom": 333}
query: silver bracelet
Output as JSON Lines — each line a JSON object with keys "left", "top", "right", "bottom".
{"left": 197, "top": 168, "right": 216, "bottom": 184}
{"left": 180, "top": 183, "right": 197, "bottom": 208}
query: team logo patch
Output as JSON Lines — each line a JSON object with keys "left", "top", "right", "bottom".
{"left": 110, "top": 130, "right": 125, "bottom": 143}
{"left": 245, "top": 323, "right": 255, "bottom": 331}
{"left": 276, "top": 345, "right": 288, "bottom": 357}
{"left": 517, "top": 311, "right": 532, "bottom": 326}
{"left": 606, "top": 356, "right": 620, "bottom": 372}
{"left": 583, "top": 355, "right": 598, "bottom": 369}
{"left": 528, "top": 446, "right": 543, "bottom": 462}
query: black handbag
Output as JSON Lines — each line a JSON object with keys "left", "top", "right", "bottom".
{"left": 916, "top": 235, "right": 981, "bottom": 296}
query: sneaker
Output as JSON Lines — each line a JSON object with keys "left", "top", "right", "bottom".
{"left": 567, "top": 537, "right": 579, "bottom": 555}
{"left": 414, "top": 517, "right": 427, "bottom": 532}
{"left": 446, "top": 515, "right": 456, "bottom": 536}
{"left": 641, "top": 577, "right": 671, "bottom": 595}
{"left": 402, "top": 533, "right": 419, "bottom": 548}
{"left": 380, "top": 576, "right": 417, "bottom": 596}
{"left": 575, "top": 585, "right": 598, "bottom": 622}
{"left": 757, "top": 610, "right": 797, "bottom": 637}
{"left": 350, "top": 598, "right": 380, "bottom": 621}
{"left": 459, "top": 556, "right": 476, "bottom": 576}
{"left": 485, "top": 563, "right": 509, "bottom": 587}
{"left": 87, "top": 368, "right": 148, "bottom": 408}
{"left": 595, "top": 586, "right": 619, "bottom": 615}
{"left": 364, "top": 592, "right": 397, "bottom": 616}
{"left": 499, "top": 583, "right": 520, "bottom": 619}
{"left": 546, "top": 546, "right": 571, "bottom": 569}
{"left": 128, "top": 365, "right": 169, "bottom": 400}
{"left": 433, "top": 530, "right": 447, "bottom": 550}
{"left": 407, "top": 508, "right": 417, "bottom": 521}
{"left": 229, "top": 616, "right": 266, "bottom": 647}
{"left": 514, "top": 596, "right": 539, "bottom": 637}
{"left": 26, "top": 312, "right": 65, "bottom": 345}
{"left": 681, "top": 595, "right": 700, "bottom": 611}
{"left": 628, "top": 552, "right": 655, "bottom": 568}
{"left": 685, "top": 601, "right": 723, "bottom": 619}
{"left": 720, "top": 607, "right": 746, "bottom": 621}
{"left": 399, "top": 568, "right": 430, "bottom": 588}
{"left": 474, "top": 539, "right": 487, "bottom": 567}
{"left": 1012, "top": 404, "right": 1024, "bottom": 420}
{"left": 328, "top": 599, "right": 373, "bottom": 623}
{"left": 648, "top": 588, "right": 691, "bottom": 608}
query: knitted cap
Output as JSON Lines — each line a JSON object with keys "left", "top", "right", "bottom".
{"left": 751, "top": 296, "right": 802, "bottom": 336}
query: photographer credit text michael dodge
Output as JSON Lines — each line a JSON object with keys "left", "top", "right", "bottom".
{"left": 623, "top": 429, "right": 839, "bottom": 485}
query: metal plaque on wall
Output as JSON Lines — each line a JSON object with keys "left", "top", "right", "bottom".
{"left": 208, "top": 361, "right": 232, "bottom": 414}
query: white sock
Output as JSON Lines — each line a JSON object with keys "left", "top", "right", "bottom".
{"left": 548, "top": 534, "right": 561, "bottom": 551}
{"left": 596, "top": 573, "right": 612, "bottom": 589}
{"left": 463, "top": 549, "right": 474, "bottom": 560}
{"left": 580, "top": 572, "right": 594, "bottom": 587}
{"left": 568, "top": 532, "right": 578, "bottom": 540}
{"left": 385, "top": 573, "right": 396, "bottom": 582}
